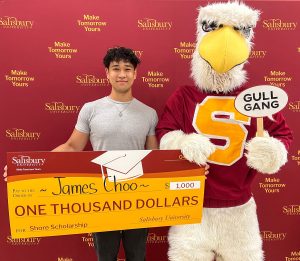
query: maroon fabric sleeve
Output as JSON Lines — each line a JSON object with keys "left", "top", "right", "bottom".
{"left": 264, "top": 112, "right": 293, "bottom": 150}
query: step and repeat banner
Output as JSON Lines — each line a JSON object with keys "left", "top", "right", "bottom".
{"left": 1, "top": 0, "right": 299, "bottom": 260}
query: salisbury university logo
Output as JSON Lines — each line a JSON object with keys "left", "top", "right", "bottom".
{"left": 12, "top": 155, "right": 46, "bottom": 167}
{"left": 0, "top": 16, "right": 33, "bottom": 29}
{"left": 137, "top": 18, "right": 172, "bottom": 30}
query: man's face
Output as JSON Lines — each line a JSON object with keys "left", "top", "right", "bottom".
{"left": 106, "top": 60, "right": 137, "bottom": 94}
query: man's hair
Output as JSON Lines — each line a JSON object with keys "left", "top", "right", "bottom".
{"left": 103, "top": 47, "right": 140, "bottom": 69}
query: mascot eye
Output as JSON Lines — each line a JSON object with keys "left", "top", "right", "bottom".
{"left": 202, "top": 21, "right": 218, "bottom": 32}
{"left": 241, "top": 26, "right": 252, "bottom": 38}
{"left": 233, "top": 26, "right": 252, "bottom": 38}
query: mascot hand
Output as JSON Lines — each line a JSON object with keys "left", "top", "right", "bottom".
{"left": 245, "top": 132, "right": 288, "bottom": 174}
{"left": 160, "top": 130, "right": 216, "bottom": 165}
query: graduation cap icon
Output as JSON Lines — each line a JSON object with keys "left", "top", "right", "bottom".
{"left": 91, "top": 150, "right": 151, "bottom": 182}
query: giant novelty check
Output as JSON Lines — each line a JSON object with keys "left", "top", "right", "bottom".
{"left": 7, "top": 150, "right": 205, "bottom": 238}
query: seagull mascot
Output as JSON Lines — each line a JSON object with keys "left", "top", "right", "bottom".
{"left": 156, "top": 2, "right": 292, "bottom": 260}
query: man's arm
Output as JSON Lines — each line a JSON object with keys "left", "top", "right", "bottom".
{"left": 145, "top": 135, "right": 158, "bottom": 150}
{"left": 52, "top": 129, "right": 89, "bottom": 152}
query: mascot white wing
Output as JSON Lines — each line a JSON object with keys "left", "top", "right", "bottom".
{"left": 160, "top": 130, "right": 216, "bottom": 165}
{"left": 245, "top": 131, "right": 288, "bottom": 174}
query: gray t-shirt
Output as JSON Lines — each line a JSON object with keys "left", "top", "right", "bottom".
{"left": 75, "top": 96, "right": 158, "bottom": 150}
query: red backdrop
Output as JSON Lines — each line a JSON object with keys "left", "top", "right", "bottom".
{"left": 1, "top": 1, "right": 299, "bottom": 260}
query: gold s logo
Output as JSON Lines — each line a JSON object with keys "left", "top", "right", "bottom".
{"left": 192, "top": 96, "right": 250, "bottom": 165}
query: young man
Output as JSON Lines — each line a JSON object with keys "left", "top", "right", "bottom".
{"left": 53, "top": 46, "right": 158, "bottom": 260}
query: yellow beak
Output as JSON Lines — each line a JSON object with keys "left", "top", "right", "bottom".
{"left": 199, "top": 26, "right": 250, "bottom": 74}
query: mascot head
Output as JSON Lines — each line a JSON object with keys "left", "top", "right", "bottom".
{"left": 191, "top": 1, "right": 260, "bottom": 93}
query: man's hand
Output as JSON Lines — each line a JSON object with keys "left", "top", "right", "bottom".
{"left": 3, "top": 165, "right": 7, "bottom": 182}
{"left": 204, "top": 164, "right": 210, "bottom": 175}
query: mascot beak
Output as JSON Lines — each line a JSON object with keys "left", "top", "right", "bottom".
{"left": 199, "top": 26, "right": 250, "bottom": 74}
